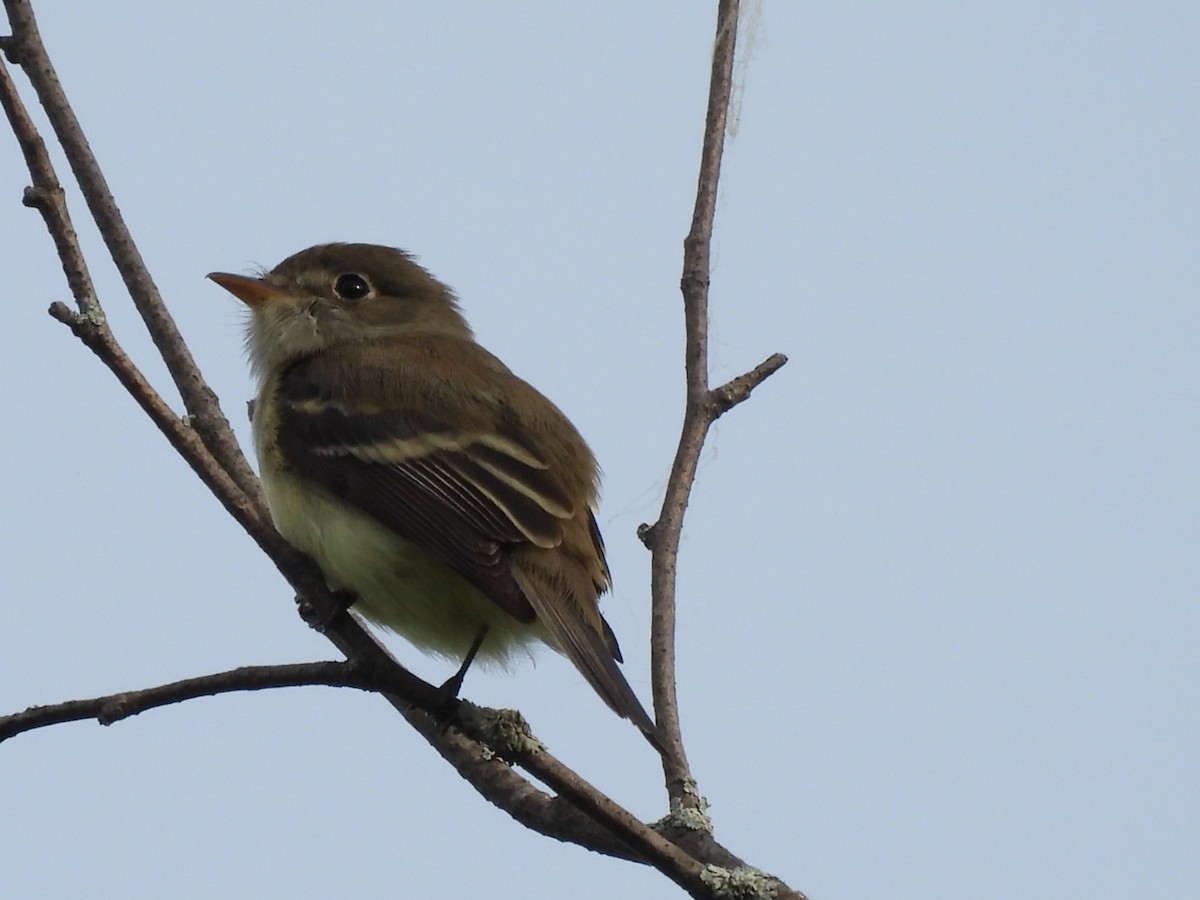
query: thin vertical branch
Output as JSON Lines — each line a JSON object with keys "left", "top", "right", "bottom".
{"left": 644, "top": 0, "right": 739, "bottom": 801}
{"left": 641, "top": 0, "right": 787, "bottom": 809}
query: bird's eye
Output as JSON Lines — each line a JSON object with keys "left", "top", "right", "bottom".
{"left": 333, "top": 273, "right": 372, "bottom": 300}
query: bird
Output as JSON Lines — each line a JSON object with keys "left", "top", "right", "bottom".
{"left": 208, "top": 242, "right": 660, "bottom": 748}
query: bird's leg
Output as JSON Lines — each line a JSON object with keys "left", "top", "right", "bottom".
{"left": 436, "top": 625, "right": 489, "bottom": 704}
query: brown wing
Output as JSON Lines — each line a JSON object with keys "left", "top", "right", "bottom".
{"left": 274, "top": 357, "right": 591, "bottom": 622}
{"left": 275, "top": 343, "right": 658, "bottom": 746}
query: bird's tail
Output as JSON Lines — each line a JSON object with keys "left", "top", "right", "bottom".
{"left": 510, "top": 563, "right": 663, "bottom": 752}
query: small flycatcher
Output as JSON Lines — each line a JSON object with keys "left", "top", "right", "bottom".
{"left": 209, "top": 243, "right": 659, "bottom": 747}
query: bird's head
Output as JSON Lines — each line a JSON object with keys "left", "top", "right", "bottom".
{"left": 209, "top": 242, "right": 472, "bottom": 377}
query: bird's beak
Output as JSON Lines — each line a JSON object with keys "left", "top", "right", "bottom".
{"left": 207, "top": 272, "right": 289, "bottom": 308}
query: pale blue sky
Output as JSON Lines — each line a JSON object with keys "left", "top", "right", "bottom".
{"left": 2, "top": 4, "right": 1197, "bottom": 898}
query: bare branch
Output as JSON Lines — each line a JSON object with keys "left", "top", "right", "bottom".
{"left": 643, "top": 0, "right": 788, "bottom": 816}
{"left": 2, "top": 0, "right": 263, "bottom": 507}
{"left": 501, "top": 725, "right": 710, "bottom": 893}
{"left": 1, "top": 49, "right": 268, "bottom": 538}
{"left": 47, "top": 300, "right": 274, "bottom": 536}
{"left": 0, "top": 662, "right": 376, "bottom": 741}
{"left": 398, "top": 699, "right": 655, "bottom": 862}
{"left": 318, "top": 623, "right": 737, "bottom": 885}
{"left": 711, "top": 352, "right": 789, "bottom": 416}
{"left": 651, "top": 0, "right": 728, "bottom": 794}
{"left": 0, "top": 658, "right": 705, "bottom": 889}
{"left": 0, "top": 53, "right": 97, "bottom": 317}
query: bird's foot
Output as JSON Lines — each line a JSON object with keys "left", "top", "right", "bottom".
{"left": 295, "top": 588, "right": 357, "bottom": 632}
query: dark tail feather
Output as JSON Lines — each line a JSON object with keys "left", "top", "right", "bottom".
{"left": 512, "top": 568, "right": 663, "bottom": 752}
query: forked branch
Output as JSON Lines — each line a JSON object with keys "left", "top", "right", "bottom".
{"left": 641, "top": 0, "right": 788, "bottom": 812}
{"left": 2, "top": 0, "right": 799, "bottom": 896}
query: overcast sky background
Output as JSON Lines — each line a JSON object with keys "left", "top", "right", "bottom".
{"left": 2, "top": 3, "right": 1197, "bottom": 899}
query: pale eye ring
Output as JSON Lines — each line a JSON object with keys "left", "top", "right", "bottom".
{"left": 333, "top": 272, "right": 372, "bottom": 300}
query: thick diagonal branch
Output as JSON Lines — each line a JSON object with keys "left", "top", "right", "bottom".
{"left": 2, "top": 0, "right": 263, "bottom": 508}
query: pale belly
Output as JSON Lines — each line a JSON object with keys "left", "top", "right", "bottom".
{"left": 259, "top": 463, "right": 547, "bottom": 666}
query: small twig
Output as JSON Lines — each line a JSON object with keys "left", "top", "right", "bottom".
{"left": 711, "top": 352, "right": 789, "bottom": 415}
